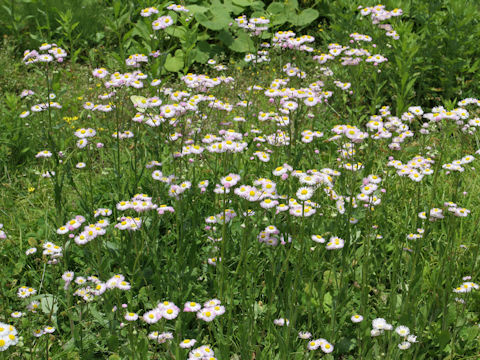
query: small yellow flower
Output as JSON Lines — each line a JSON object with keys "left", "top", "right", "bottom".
{"left": 28, "top": 187, "right": 35, "bottom": 193}
{"left": 77, "top": 96, "right": 83, "bottom": 101}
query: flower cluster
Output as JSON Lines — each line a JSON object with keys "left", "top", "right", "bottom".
{"left": 235, "top": 15, "right": 269, "bottom": 35}
{"left": 23, "top": 43, "right": 67, "bottom": 64}
{"left": 0, "top": 323, "right": 19, "bottom": 352}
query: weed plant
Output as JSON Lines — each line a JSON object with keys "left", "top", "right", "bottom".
{"left": 1, "top": 3, "right": 480, "bottom": 360}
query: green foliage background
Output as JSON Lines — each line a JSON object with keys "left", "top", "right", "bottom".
{"left": 2, "top": 0, "right": 480, "bottom": 103}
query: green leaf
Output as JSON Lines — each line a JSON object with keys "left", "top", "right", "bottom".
{"left": 217, "top": 29, "right": 234, "bottom": 47}
{"left": 289, "top": 8, "right": 319, "bottom": 27}
{"left": 323, "top": 292, "right": 332, "bottom": 312}
{"left": 164, "top": 50, "right": 184, "bottom": 72}
{"left": 284, "top": 0, "right": 298, "bottom": 10}
{"left": 233, "top": 0, "right": 253, "bottom": 6}
{"left": 438, "top": 330, "right": 450, "bottom": 349}
{"left": 336, "top": 337, "right": 357, "bottom": 353}
{"left": 40, "top": 294, "right": 58, "bottom": 316}
{"left": 105, "top": 241, "right": 120, "bottom": 251}
{"left": 187, "top": 5, "right": 209, "bottom": 14}
{"left": 267, "top": 2, "right": 285, "bottom": 14}
{"left": 90, "top": 305, "right": 108, "bottom": 326}
{"left": 165, "top": 25, "right": 187, "bottom": 40}
{"left": 229, "top": 31, "right": 254, "bottom": 52}
{"left": 195, "top": 11, "right": 231, "bottom": 30}
{"left": 222, "top": 0, "right": 243, "bottom": 14}
{"left": 2, "top": 5, "right": 12, "bottom": 16}
{"left": 251, "top": 1, "right": 265, "bottom": 11}
{"left": 194, "top": 43, "right": 211, "bottom": 63}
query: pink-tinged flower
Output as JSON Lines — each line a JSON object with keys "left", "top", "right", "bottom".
{"left": 197, "top": 308, "right": 216, "bottom": 322}
{"left": 62, "top": 271, "right": 74, "bottom": 282}
{"left": 180, "top": 338, "right": 197, "bottom": 348}
{"left": 351, "top": 314, "right": 363, "bottom": 323}
{"left": 220, "top": 173, "right": 241, "bottom": 188}
{"left": 161, "top": 305, "right": 180, "bottom": 320}
{"left": 211, "top": 305, "right": 225, "bottom": 316}
{"left": 44, "top": 326, "right": 55, "bottom": 334}
{"left": 140, "top": 6, "right": 159, "bottom": 17}
{"left": 157, "top": 332, "right": 173, "bottom": 343}
{"left": 157, "top": 205, "right": 175, "bottom": 215}
{"left": 321, "top": 341, "right": 334, "bottom": 353}
{"left": 307, "top": 339, "right": 321, "bottom": 350}
{"left": 152, "top": 16, "right": 174, "bottom": 30}
{"left": 117, "top": 280, "right": 131, "bottom": 290}
{"left": 298, "top": 331, "right": 312, "bottom": 339}
{"left": 125, "top": 312, "right": 138, "bottom": 321}
{"left": 92, "top": 68, "right": 109, "bottom": 79}
{"left": 143, "top": 310, "right": 161, "bottom": 324}
{"left": 184, "top": 301, "right": 202, "bottom": 312}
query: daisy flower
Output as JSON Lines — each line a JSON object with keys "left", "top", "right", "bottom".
{"left": 307, "top": 339, "right": 321, "bottom": 350}
{"left": 273, "top": 318, "right": 289, "bottom": 326}
{"left": 161, "top": 305, "right": 180, "bottom": 320}
{"left": 298, "top": 331, "right": 312, "bottom": 339}
{"left": 44, "top": 326, "right": 55, "bottom": 334}
{"left": 125, "top": 312, "right": 138, "bottom": 321}
{"left": 311, "top": 235, "right": 325, "bottom": 243}
{"left": 395, "top": 325, "right": 410, "bottom": 337}
{"left": 197, "top": 308, "right": 216, "bottom": 322}
{"left": 351, "top": 314, "right": 363, "bottom": 323}
{"left": 296, "top": 187, "right": 314, "bottom": 201}
{"left": 143, "top": 310, "right": 160, "bottom": 324}
{"left": 184, "top": 302, "right": 202, "bottom": 312}
{"left": 180, "top": 339, "right": 197, "bottom": 348}
{"left": 321, "top": 341, "right": 334, "bottom": 353}
{"left": 326, "top": 237, "right": 344, "bottom": 250}
{"left": 26, "top": 247, "right": 37, "bottom": 255}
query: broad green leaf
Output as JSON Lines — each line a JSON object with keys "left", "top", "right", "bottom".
{"left": 251, "top": 1, "right": 265, "bottom": 11}
{"left": 217, "top": 29, "right": 234, "bottom": 47}
{"left": 195, "top": 48, "right": 210, "bottom": 63}
{"left": 284, "top": 0, "right": 298, "bottom": 10}
{"left": 233, "top": 0, "right": 253, "bottom": 6}
{"left": 164, "top": 50, "right": 184, "bottom": 72}
{"left": 229, "top": 31, "right": 254, "bottom": 53}
{"left": 187, "top": 5, "right": 209, "bottom": 14}
{"left": 222, "top": 0, "right": 243, "bottom": 14}
{"left": 195, "top": 41, "right": 214, "bottom": 63}
{"left": 289, "top": 8, "right": 319, "bottom": 27}
{"left": 165, "top": 25, "right": 187, "bottom": 40}
{"left": 267, "top": 2, "right": 285, "bottom": 14}
{"left": 40, "top": 294, "right": 58, "bottom": 316}
{"left": 195, "top": 11, "right": 231, "bottom": 30}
